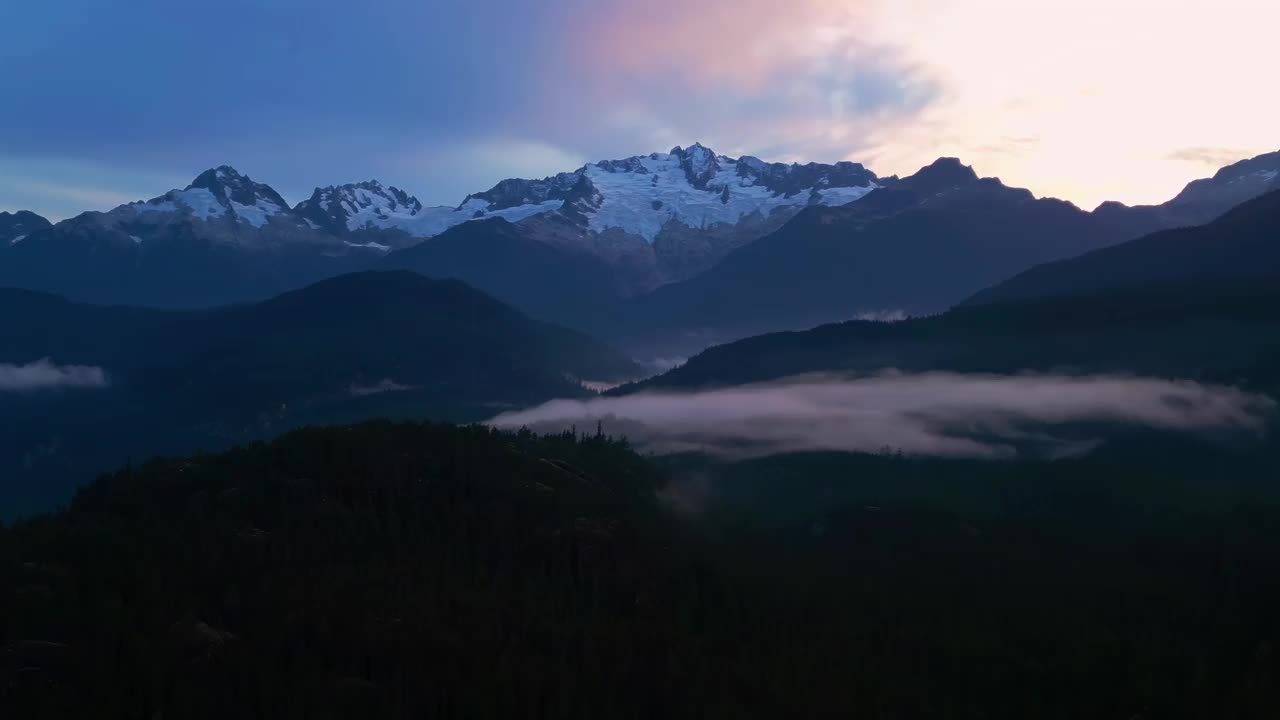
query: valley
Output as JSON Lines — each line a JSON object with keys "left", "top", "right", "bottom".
{"left": 4, "top": 132, "right": 1280, "bottom": 717}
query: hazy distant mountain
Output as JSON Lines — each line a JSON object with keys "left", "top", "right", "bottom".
{"left": 968, "top": 189, "right": 1280, "bottom": 306}
{"left": 0, "top": 210, "right": 52, "bottom": 245}
{"left": 1095, "top": 150, "right": 1280, "bottom": 228}
{"left": 1, "top": 269, "right": 638, "bottom": 404}
{"left": 0, "top": 270, "right": 638, "bottom": 515}
{"left": 603, "top": 158, "right": 1167, "bottom": 355}
{"left": 621, "top": 185, "right": 1280, "bottom": 392}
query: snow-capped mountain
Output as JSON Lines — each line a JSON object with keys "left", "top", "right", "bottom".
{"left": 107, "top": 165, "right": 330, "bottom": 244}
{"left": 298, "top": 143, "right": 881, "bottom": 286}
{"left": 302, "top": 144, "right": 879, "bottom": 243}
{"left": 0, "top": 167, "right": 374, "bottom": 308}
{"left": 7, "top": 145, "right": 1277, "bottom": 317}
{"left": 294, "top": 180, "right": 424, "bottom": 236}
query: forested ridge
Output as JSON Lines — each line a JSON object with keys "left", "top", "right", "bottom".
{"left": 4, "top": 422, "right": 1280, "bottom": 718}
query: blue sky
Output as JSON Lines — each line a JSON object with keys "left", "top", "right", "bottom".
{"left": 3, "top": 0, "right": 1277, "bottom": 220}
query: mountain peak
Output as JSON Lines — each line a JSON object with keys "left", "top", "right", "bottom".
{"left": 1209, "top": 149, "right": 1280, "bottom": 182}
{"left": 1165, "top": 149, "right": 1280, "bottom": 222}
{"left": 669, "top": 142, "right": 721, "bottom": 189}
{"left": 294, "top": 179, "right": 425, "bottom": 235}
{"left": 0, "top": 210, "right": 52, "bottom": 243}
{"left": 185, "top": 166, "right": 290, "bottom": 213}
{"left": 899, "top": 157, "right": 980, "bottom": 195}
{"left": 670, "top": 141, "right": 715, "bottom": 156}
{"left": 921, "top": 156, "right": 978, "bottom": 177}
{"left": 0, "top": 209, "right": 51, "bottom": 226}
{"left": 189, "top": 165, "right": 248, "bottom": 191}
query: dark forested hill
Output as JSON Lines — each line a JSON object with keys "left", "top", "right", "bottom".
{"left": 0, "top": 272, "right": 638, "bottom": 517}
{"left": 624, "top": 282, "right": 1280, "bottom": 393}
{"left": 377, "top": 218, "right": 626, "bottom": 328}
{"left": 5, "top": 421, "right": 1280, "bottom": 718}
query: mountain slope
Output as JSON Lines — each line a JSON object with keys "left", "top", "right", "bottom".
{"left": 0, "top": 271, "right": 639, "bottom": 515}
{"left": 609, "top": 158, "right": 1170, "bottom": 355}
{"left": 378, "top": 218, "right": 626, "bottom": 328}
{"left": 0, "top": 210, "right": 52, "bottom": 245}
{"left": 1156, "top": 150, "right": 1280, "bottom": 224}
{"left": 620, "top": 190, "right": 1280, "bottom": 391}
{"left": 623, "top": 281, "right": 1280, "bottom": 394}
{"left": 966, "top": 190, "right": 1280, "bottom": 306}
{"left": 294, "top": 179, "right": 425, "bottom": 236}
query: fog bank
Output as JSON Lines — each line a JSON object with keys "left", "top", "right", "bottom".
{"left": 490, "top": 372, "right": 1275, "bottom": 459}
{"left": 0, "top": 358, "right": 108, "bottom": 392}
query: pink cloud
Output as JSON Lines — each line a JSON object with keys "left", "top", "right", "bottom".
{"left": 539, "top": 0, "right": 938, "bottom": 165}
{"left": 572, "top": 0, "right": 877, "bottom": 92}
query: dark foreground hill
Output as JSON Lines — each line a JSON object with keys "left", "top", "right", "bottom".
{"left": 0, "top": 271, "right": 638, "bottom": 517}
{"left": 5, "top": 422, "right": 1280, "bottom": 718}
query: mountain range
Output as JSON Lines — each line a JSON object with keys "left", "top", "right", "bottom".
{"left": 968, "top": 185, "right": 1280, "bottom": 306}
{"left": 2, "top": 143, "right": 1280, "bottom": 522}
{"left": 2, "top": 146, "right": 1278, "bottom": 355}
{"left": 624, "top": 188, "right": 1280, "bottom": 394}
{"left": 603, "top": 153, "right": 1280, "bottom": 354}
{"left": 0, "top": 145, "right": 881, "bottom": 308}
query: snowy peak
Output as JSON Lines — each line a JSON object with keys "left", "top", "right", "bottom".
{"left": 125, "top": 166, "right": 291, "bottom": 228}
{"left": 430, "top": 144, "right": 883, "bottom": 244}
{"left": 461, "top": 172, "right": 583, "bottom": 213}
{"left": 189, "top": 165, "right": 290, "bottom": 212}
{"left": 735, "top": 156, "right": 878, "bottom": 198}
{"left": 670, "top": 142, "right": 722, "bottom": 189}
{"left": 295, "top": 180, "right": 424, "bottom": 234}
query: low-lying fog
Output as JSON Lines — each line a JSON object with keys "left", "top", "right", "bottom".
{"left": 491, "top": 372, "right": 1276, "bottom": 459}
{"left": 0, "top": 358, "right": 108, "bottom": 392}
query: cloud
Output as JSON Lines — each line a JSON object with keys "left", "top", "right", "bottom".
{"left": 491, "top": 373, "right": 1274, "bottom": 460}
{"left": 0, "top": 359, "right": 108, "bottom": 392}
{"left": 348, "top": 379, "right": 415, "bottom": 397}
{"left": 4, "top": 178, "right": 138, "bottom": 212}
{"left": 576, "top": 0, "right": 874, "bottom": 91}
{"left": 857, "top": 0, "right": 1280, "bottom": 209}
{"left": 563, "top": 0, "right": 941, "bottom": 163}
{"left": 1167, "top": 147, "right": 1258, "bottom": 169}
{"left": 852, "top": 309, "right": 908, "bottom": 323}
{"left": 4, "top": 0, "right": 1278, "bottom": 217}
{"left": 0, "top": 156, "right": 190, "bottom": 220}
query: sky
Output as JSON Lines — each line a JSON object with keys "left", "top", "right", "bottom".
{"left": 2, "top": 0, "right": 1277, "bottom": 221}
